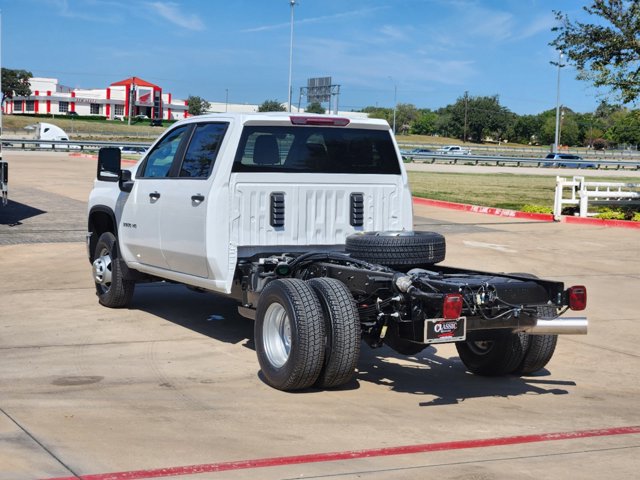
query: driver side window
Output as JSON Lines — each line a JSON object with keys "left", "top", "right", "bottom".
{"left": 139, "top": 126, "right": 188, "bottom": 178}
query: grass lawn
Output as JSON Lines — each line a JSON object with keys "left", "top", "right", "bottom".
{"left": 408, "top": 171, "right": 639, "bottom": 211}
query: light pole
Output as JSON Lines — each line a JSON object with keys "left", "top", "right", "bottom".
{"left": 287, "top": 0, "right": 296, "bottom": 112}
{"left": 553, "top": 51, "right": 564, "bottom": 152}
{"left": 388, "top": 76, "right": 397, "bottom": 134}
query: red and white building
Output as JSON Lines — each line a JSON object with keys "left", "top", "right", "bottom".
{"left": 3, "top": 76, "right": 191, "bottom": 120}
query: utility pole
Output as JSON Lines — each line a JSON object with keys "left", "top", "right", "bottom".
{"left": 388, "top": 76, "right": 397, "bottom": 134}
{"left": 287, "top": 0, "right": 296, "bottom": 112}
{"left": 554, "top": 52, "right": 564, "bottom": 152}
{"left": 463, "top": 91, "right": 468, "bottom": 143}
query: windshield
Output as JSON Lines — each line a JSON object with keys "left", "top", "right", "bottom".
{"left": 232, "top": 126, "right": 401, "bottom": 174}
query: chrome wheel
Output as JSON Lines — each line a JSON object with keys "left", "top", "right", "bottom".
{"left": 262, "top": 302, "right": 292, "bottom": 368}
{"left": 92, "top": 247, "right": 112, "bottom": 290}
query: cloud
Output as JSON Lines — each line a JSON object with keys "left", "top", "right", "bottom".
{"left": 242, "top": 6, "right": 387, "bottom": 33}
{"left": 146, "top": 1, "right": 205, "bottom": 31}
{"left": 42, "top": 0, "right": 121, "bottom": 22}
{"left": 517, "top": 13, "right": 557, "bottom": 40}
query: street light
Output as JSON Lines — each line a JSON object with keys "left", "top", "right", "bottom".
{"left": 287, "top": 0, "right": 297, "bottom": 112}
{"left": 553, "top": 51, "right": 564, "bottom": 152}
{"left": 388, "top": 76, "right": 397, "bottom": 134}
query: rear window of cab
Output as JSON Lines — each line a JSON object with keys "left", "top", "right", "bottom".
{"left": 232, "top": 126, "right": 401, "bottom": 174}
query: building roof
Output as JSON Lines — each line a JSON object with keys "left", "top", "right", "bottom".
{"left": 110, "top": 76, "right": 160, "bottom": 89}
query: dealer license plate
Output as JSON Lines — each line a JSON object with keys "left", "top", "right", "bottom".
{"left": 424, "top": 317, "right": 466, "bottom": 344}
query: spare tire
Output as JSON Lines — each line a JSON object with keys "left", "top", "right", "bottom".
{"left": 345, "top": 231, "right": 445, "bottom": 269}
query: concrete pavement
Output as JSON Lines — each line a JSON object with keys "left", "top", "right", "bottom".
{"left": 0, "top": 151, "right": 638, "bottom": 480}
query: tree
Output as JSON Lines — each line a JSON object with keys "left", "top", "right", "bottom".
{"left": 1, "top": 68, "right": 32, "bottom": 106}
{"left": 551, "top": 0, "right": 640, "bottom": 104}
{"left": 506, "top": 114, "right": 544, "bottom": 144}
{"left": 443, "top": 94, "right": 512, "bottom": 142}
{"left": 305, "top": 101, "right": 325, "bottom": 114}
{"left": 410, "top": 110, "right": 438, "bottom": 135}
{"left": 394, "top": 103, "right": 420, "bottom": 134}
{"left": 605, "top": 109, "right": 640, "bottom": 145}
{"left": 187, "top": 95, "right": 210, "bottom": 116}
{"left": 258, "top": 99, "right": 286, "bottom": 112}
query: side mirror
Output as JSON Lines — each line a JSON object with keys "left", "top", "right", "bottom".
{"left": 119, "top": 169, "right": 134, "bottom": 193}
{"left": 97, "top": 147, "right": 121, "bottom": 182}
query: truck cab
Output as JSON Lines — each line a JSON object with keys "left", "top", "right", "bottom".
{"left": 88, "top": 113, "right": 413, "bottom": 293}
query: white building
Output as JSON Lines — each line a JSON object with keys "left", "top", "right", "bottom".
{"left": 4, "top": 76, "right": 190, "bottom": 120}
{"left": 4, "top": 75, "right": 366, "bottom": 120}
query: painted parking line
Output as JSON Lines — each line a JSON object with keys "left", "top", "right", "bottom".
{"left": 43, "top": 425, "right": 640, "bottom": 480}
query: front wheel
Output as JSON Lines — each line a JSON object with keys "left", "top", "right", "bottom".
{"left": 92, "top": 232, "right": 135, "bottom": 308}
{"left": 456, "top": 331, "right": 528, "bottom": 376}
{"left": 255, "top": 279, "right": 326, "bottom": 391}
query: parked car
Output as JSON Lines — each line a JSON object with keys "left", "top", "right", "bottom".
{"left": 120, "top": 146, "right": 148, "bottom": 155}
{"left": 66, "top": 111, "right": 79, "bottom": 117}
{"left": 437, "top": 145, "right": 471, "bottom": 155}
{"left": 401, "top": 148, "right": 434, "bottom": 161}
{"left": 149, "top": 118, "right": 163, "bottom": 127}
{"left": 543, "top": 153, "right": 597, "bottom": 169}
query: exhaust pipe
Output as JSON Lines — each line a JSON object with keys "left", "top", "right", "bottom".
{"left": 524, "top": 317, "right": 588, "bottom": 335}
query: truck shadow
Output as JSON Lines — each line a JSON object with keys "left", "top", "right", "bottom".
{"left": 0, "top": 199, "right": 46, "bottom": 226}
{"left": 129, "top": 283, "right": 575, "bottom": 402}
{"left": 357, "top": 346, "right": 575, "bottom": 406}
{"left": 131, "top": 283, "right": 255, "bottom": 349}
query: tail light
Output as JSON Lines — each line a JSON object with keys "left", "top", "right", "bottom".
{"left": 443, "top": 293, "right": 463, "bottom": 319}
{"left": 568, "top": 286, "right": 587, "bottom": 311}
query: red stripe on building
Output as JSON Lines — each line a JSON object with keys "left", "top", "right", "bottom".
{"left": 106, "top": 88, "right": 111, "bottom": 118}
{"left": 46, "top": 90, "right": 51, "bottom": 114}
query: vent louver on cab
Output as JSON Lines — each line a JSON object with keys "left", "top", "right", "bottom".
{"left": 350, "top": 193, "right": 364, "bottom": 227}
{"left": 270, "top": 192, "right": 285, "bottom": 228}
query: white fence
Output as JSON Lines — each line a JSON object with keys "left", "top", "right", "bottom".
{"left": 554, "top": 176, "right": 640, "bottom": 220}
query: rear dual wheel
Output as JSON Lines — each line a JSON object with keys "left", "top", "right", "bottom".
{"left": 255, "top": 278, "right": 360, "bottom": 391}
{"left": 456, "top": 330, "right": 558, "bottom": 376}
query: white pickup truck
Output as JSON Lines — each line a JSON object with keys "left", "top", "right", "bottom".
{"left": 437, "top": 145, "right": 471, "bottom": 155}
{"left": 88, "top": 113, "right": 587, "bottom": 391}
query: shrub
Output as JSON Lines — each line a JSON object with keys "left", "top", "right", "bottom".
{"left": 595, "top": 207, "right": 626, "bottom": 220}
{"left": 521, "top": 204, "right": 553, "bottom": 214}
{"left": 592, "top": 138, "right": 608, "bottom": 150}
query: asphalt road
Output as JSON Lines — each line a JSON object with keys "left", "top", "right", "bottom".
{"left": 0, "top": 152, "right": 639, "bottom": 480}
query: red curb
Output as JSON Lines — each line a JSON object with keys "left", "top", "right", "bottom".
{"left": 412, "top": 197, "right": 554, "bottom": 222}
{"left": 412, "top": 197, "right": 640, "bottom": 229}
{"left": 563, "top": 215, "right": 640, "bottom": 229}
{"left": 41, "top": 425, "right": 640, "bottom": 480}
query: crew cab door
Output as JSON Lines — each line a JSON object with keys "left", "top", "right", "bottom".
{"left": 158, "top": 122, "right": 227, "bottom": 277}
{"left": 119, "top": 126, "right": 190, "bottom": 269}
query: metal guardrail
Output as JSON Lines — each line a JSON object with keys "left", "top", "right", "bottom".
{"left": 554, "top": 176, "right": 640, "bottom": 219}
{"left": 1, "top": 138, "right": 151, "bottom": 152}
{"left": 2, "top": 139, "right": 640, "bottom": 170}
{"left": 401, "top": 152, "right": 640, "bottom": 170}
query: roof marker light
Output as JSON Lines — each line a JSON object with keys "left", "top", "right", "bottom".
{"left": 290, "top": 116, "right": 350, "bottom": 126}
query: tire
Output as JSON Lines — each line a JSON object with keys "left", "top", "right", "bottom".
{"left": 307, "top": 278, "right": 361, "bottom": 388}
{"left": 456, "top": 331, "right": 529, "bottom": 376}
{"left": 255, "top": 279, "right": 326, "bottom": 391}
{"left": 92, "top": 232, "right": 135, "bottom": 308}
{"left": 345, "top": 231, "right": 445, "bottom": 269}
{"left": 518, "top": 334, "right": 558, "bottom": 374}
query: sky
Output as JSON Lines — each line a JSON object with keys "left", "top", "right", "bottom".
{"left": 0, "top": 0, "right": 611, "bottom": 115}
